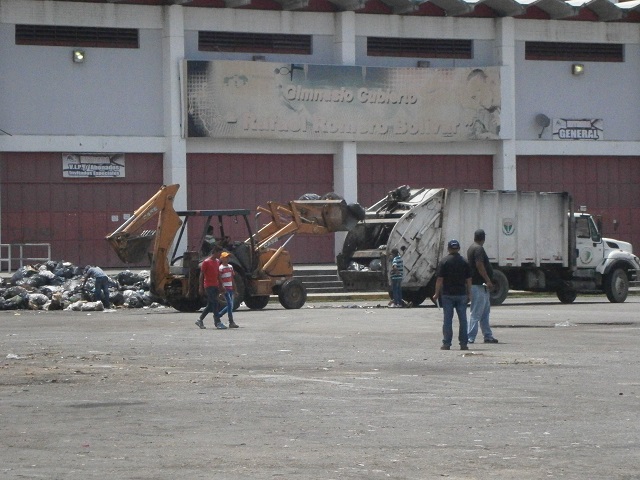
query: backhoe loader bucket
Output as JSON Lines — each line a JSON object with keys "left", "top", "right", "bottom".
{"left": 294, "top": 200, "right": 365, "bottom": 232}
{"left": 107, "top": 230, "right": 156, "bottom": 264}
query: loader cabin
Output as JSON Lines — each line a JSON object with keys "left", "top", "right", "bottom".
{"left": 173, "top": 209, "right": 254, "bottom": 264}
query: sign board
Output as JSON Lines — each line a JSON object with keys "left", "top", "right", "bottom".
{"left": 184, "top": 60, "right": 501, "bottom": 143}
{"left": 552, "top": 119, "right": 603, "bottom": 140}
{"left": 62, "top": 154, "right": 125, "bottom": 178}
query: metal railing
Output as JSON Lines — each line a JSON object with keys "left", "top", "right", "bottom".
{"left": 0, "top": 243, "right": 52, "bottom": 272}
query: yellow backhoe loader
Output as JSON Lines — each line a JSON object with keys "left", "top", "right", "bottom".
{"left": 106, "top": 184, "right": 363, "bottom": 312}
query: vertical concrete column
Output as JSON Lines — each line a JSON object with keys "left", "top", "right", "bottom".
{"left": 334, "top": 11, "right": 356, "bottom": 66}
{"left": 333, "top": 142, "right": 358, "bottom": 257}
{"left": 162, "top": 5, "right": 187, "bottom": 211}
{"left": 333, "top": 12, "right": 358, "bottom": 256}
{"left": 334, "top": 141, "right": 358, "bottom": 202}
{"left": 494, "top": 17, "right": 517, "bottom": 190}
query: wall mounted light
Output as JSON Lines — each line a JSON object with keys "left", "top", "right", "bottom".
{"left": 72, "top": 49, "right": 86, "bottom": 63}
{"left": 571, "top": 63, "right": 584, "bottom": 76}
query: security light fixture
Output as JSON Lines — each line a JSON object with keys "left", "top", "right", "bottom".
{"left": 535, "top": 113, "right": 551, "bottom": 138}
{"left": 571, "top": 63, "right": 584, "bottom": 76}
{"left": 72, "top": 49, "right": 86, "bottom": 63}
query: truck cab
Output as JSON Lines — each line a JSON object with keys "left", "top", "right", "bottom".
{"left": 573, "top": 212, "right": 640, "bottom": 302}
{"left": 574, "top": 213, "right": 603, "bottom": 270}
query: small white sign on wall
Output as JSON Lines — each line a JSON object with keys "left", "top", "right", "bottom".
{"left": 63, "top": 153, "right": 126, "bottom": 178}
{"left": 552, "top": 119, "right": 603, "bottom": 140}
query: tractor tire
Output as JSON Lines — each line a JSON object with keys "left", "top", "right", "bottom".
{"left": 604, "top": 268, "right": 629, "bottom": 303}
{"left": 489, "top": 269, "right": 509, "bottom": 306}
{"left": 169, "top": 297, "right": 205, "bottom": 313}
{"left": 244, "top": 295, "right": 270, "bottom": 310}
{"left": 278, "top": 279, "right": 307, "bottom": 309}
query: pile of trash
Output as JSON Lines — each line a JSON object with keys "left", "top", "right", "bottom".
{"left": 0, "top": 261, "right": 165, "bottom": 311}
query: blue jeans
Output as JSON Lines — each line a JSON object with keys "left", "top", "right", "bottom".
{"left": 218, "top": 290, "right": 234, "bottom": 322}
{"left": 199, "top": 286, "right": 221, "bottom": 323}
{"left": 441, "top": 294, "right": 468, "bottom": 347}
{"left": 391, "top": 278, "right": 403, "bottom": 306}
{"left": 94, "top": 276, "right": 111, "bottom": 308}
{"left": 468, "top": 284, "right": 493, "bottom": 342}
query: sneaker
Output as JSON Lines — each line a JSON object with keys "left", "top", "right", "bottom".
{"left": 228, "top": 322, "right": 239, "bottom": 329}
{"left": 215, "top": 323, "right": 228, "bottom": 330}
{"left": 460, "top": 345, "right": 469, "bottom": 350}
{"left": 440, "top": 345, "right": 450, "bottom": 350}
{"left": 484, "top": 337, "right": 499, "bottom": 343}
{"left": 195, "top": 320, "right": 206, "bottom": 329}
{"left": 468, "top": 340, "right": 475, "bottom": 344}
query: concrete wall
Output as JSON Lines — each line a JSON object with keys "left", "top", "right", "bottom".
{"left": 0, "top": 2, "right": 164, "bottom": 137}
{"left": 513, "top": 20, "right": 640, "bottom": 142}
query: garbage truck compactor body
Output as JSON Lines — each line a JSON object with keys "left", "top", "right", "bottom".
{"left": 337, "top": 187, "right": 640, "bottom": 305}
{"left": 107, "top": 184, "right": 363, "bottom": 312}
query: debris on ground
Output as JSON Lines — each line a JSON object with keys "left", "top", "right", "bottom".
{"left": 0, "top": 261, "right": 165, "bottom": 311}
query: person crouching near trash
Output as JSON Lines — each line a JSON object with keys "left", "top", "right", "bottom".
{"left": 82, "top": 265, "right": 112, "bottom": 309}
{"left": 217, "top": 252, "right": 239, "bottom": 329}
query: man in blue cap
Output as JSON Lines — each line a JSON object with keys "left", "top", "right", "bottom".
{"left": 432, "top": 239, "right": 472, "bottom": 350}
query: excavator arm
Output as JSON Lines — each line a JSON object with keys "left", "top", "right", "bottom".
{"left": 251, "top": 198, "right": 364, "bottom": 275}
{"left": 106, "top": 184, "right": 182, "bottom": 296}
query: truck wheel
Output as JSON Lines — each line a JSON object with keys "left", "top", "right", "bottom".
{"left": 402, "top": 287, "right": 428, "bottom": 306}
{"left": 278, "top": 279, "right": 307, "bottom": 309}
{"left": 605, "top": 268, "right": 629, "bottom": 303}
{"left": 556, "top": 288, "right": 577, "bottom": 304}
{"left": 244, "top": 295, "right": 270, "bottom": 310}
{"left": 489, "top": 270, "right": 509, "bottom": 306}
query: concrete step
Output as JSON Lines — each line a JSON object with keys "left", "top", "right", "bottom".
{"left": 293, "top": 265, "right": 346, "bottom": 293}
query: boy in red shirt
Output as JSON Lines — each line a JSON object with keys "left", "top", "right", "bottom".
{"left": 196, "top": 248, "right": 226, "bottom": 329}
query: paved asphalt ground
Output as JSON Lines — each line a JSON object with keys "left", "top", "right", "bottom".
{"left": 1, "top": 294, "right": 639, "bottom": 480}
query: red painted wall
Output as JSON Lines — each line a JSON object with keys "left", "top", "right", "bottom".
{"left": 357, "top": 154, "right": 494, "bottom": 207}
{"left": 1, "top": 152, "right": 163, "bottom": 268}
{"left": 517, "top": 155, "right": 640, "bottom": 251}
{"left": 187, "top": 153, "right": 335, "bottom": 263}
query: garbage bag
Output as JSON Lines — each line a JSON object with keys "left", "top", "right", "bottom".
{"left": 4, "top": 286, "right": 29, "bottom": 299}
{"left": 117, "top": 270, "right": 146, "bottom": 286}
{"left": 369, "top": 259, "right": 382, "bottom": 271}
{"left": 10, "top": 266, "right": 37, "bottom": 284}
{"left": 27, "top": 293, "right": 49, "bottom": 307}
{"left": 299, "top": 193, "right": 321, "bottom": 200}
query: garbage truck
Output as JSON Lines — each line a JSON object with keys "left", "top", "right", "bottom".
{"left": 337, "top": 186, "right": 640, "bottom": 305}
{"left": 107, "top": 184, "right": 363, "bottom": 312}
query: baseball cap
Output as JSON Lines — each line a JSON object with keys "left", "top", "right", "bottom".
{"left": 447, "top": 239, "right": 460, "bottom": 249}
{"left": 220, "top": 251, "right": 231, "bottom": 258}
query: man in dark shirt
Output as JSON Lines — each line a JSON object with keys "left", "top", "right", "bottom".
{"left": 82, "top": 265, "right": 111, "bottom": 309}
{"left": 467, "top": 229, "right": 498, "bottom": 344}
{"left": 432, "top": 239, "right": 472, "bottom": 350}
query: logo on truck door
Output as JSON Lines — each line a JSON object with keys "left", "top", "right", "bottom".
{"left": 502, "top": 219, "right": 515, "bottom": 236}
{"left": 579, "top": 249, "right": 593, "bottom": 264}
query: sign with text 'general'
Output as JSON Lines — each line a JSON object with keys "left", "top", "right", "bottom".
{"left": 62, "top": 154, "right": 125, "bottom": 178}
{"left": 552, "top": 119, "right": 603, "bottom": 141}
{"left": 184, "top": 61, "right": 501, "bottom": 143}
